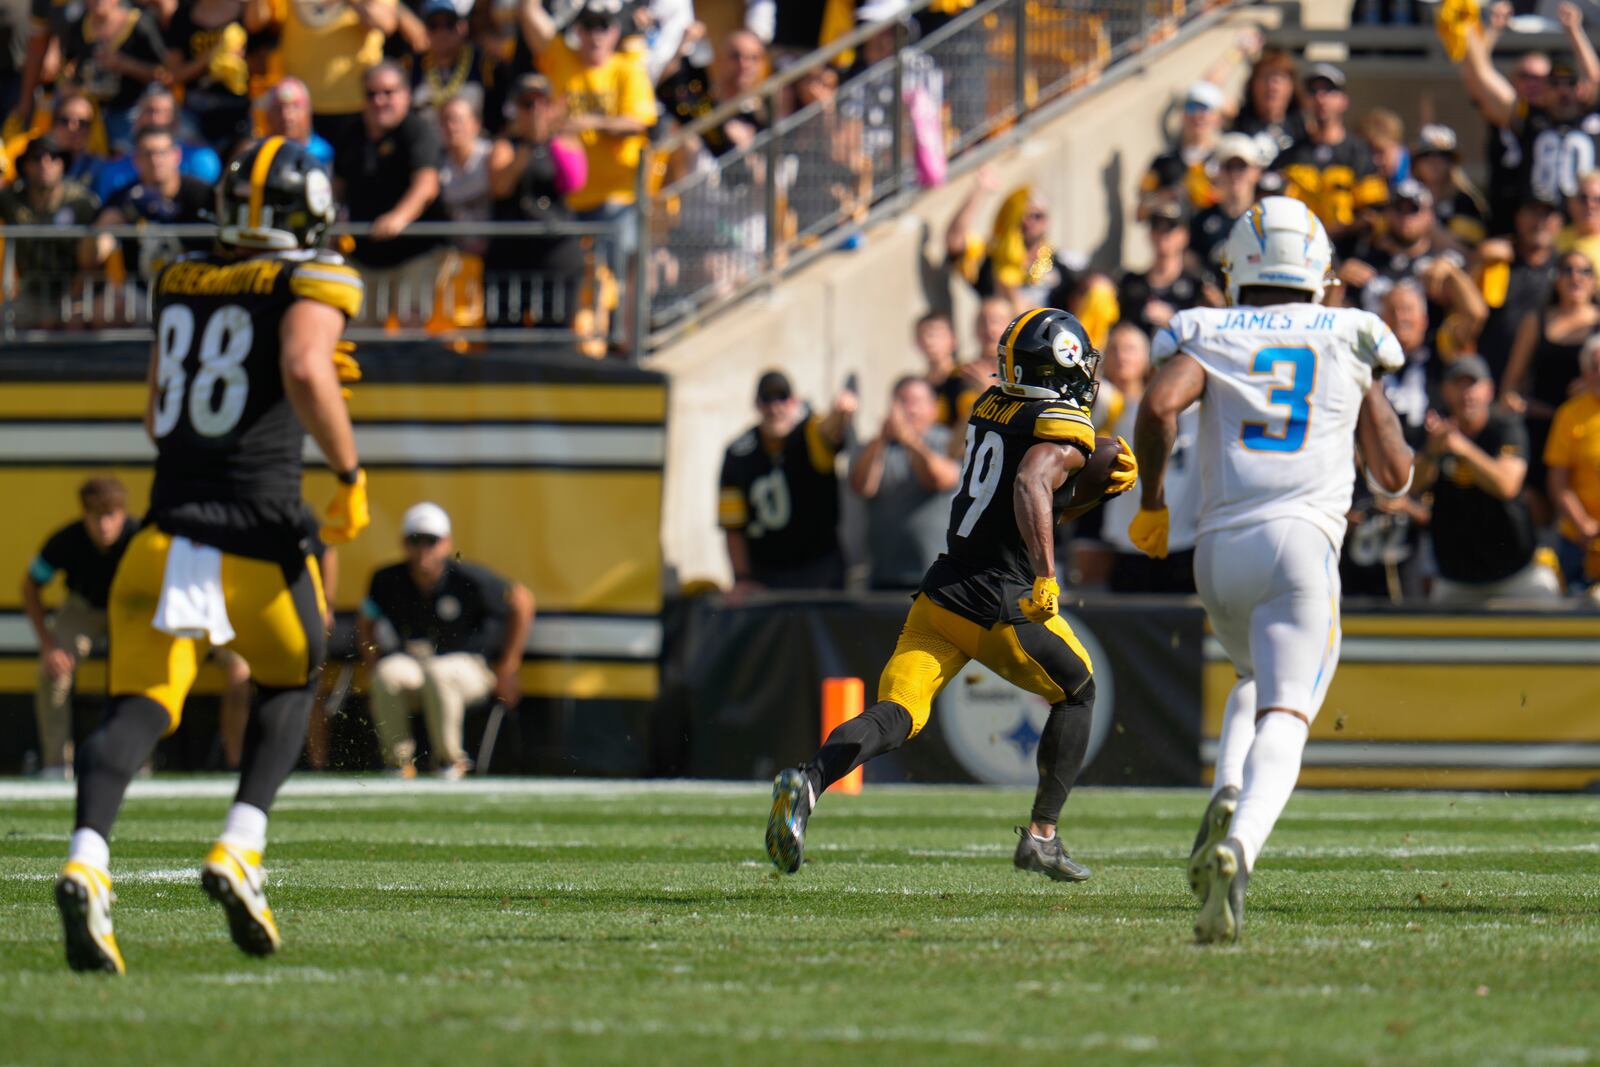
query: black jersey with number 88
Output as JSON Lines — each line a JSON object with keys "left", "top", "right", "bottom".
{"left": 148, "top": 250, "right": 362, "bottom": 512}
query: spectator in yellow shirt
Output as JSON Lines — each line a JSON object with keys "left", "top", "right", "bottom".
{"left": 244, "top": 0, "right": 398, "bottom": 149}
{"left": 518, "top": 0, "right": 656, "bottom": 270}
{"left": 1545, "top": 334, "right": 1600, "bottom": 593}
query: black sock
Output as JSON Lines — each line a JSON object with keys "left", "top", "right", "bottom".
{"left": 1029, "top": 680, "right": 1096, "bottom": 828}
{"left": 74, "top": 696, "right": 172, "bottom": 838}
{"left": 804, "top": 700, "right": 914, "bottom": 798}
{"left": 235, "top": 683, "right": 315, "bottom": 813}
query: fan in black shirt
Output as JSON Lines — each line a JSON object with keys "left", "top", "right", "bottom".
{"left": 1421, "top": 356, "right": 1559, "bottom": 602}
{"left": 22, "top": 476, "right": 137, "bottom": 775}
{"left": 1116, "top": 200, "right": 1220, "bottom": 339}
{"left": 84, "top": 125, "right": 212, "bottom": 278}
{"left": 719, "top": 370, "right": 857, "bottom": 590}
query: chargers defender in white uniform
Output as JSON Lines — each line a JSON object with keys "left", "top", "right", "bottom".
{"left": 1128, "top": 197, "right": 1414, "bottom": 944}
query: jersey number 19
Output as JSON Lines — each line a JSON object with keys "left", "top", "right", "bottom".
{"left": 953, "top": 425, "right": 1004, "bottom": 538}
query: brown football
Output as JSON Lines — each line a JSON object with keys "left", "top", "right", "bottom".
{"left": 1067, "top": 436, "right": 1123, "bottom": 511}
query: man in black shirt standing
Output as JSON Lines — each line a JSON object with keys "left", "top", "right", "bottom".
{"left": 359, "top": 503, "right": 535, "bottom": 779}
{"left": 22, "top": 476, "right": 137, "bottom": 778}
{"left": 335, "top": 61, "right": 446, "bottom": 327}
{"left": 718, "top": 370, "right": 857, "bottom": 591}
{"left": 1476, "top": 190, "right": 1560, "bottom": 382}
{"left": 1422, "top": 355, "right": 1560, "bottom": 603}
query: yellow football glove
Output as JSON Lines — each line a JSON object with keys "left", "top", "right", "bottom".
{"left": 1128, "top": 507, "right": 1169, "bottom": 560}
{"left": 332, "top": 340, "right": 361, "bottom": 401}
{"left": 1018, "top": 576, "right": 1060, "bottom": 623}
{"left": 321, "top": 468, "right": 370, "bottom": 544}
{"left": 1104, "top": 436, "right": 1139, "bottom": 498}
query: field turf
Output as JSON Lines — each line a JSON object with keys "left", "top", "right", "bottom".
{"left": 1, "top": 779, "right": 1597, "bottom": 1066}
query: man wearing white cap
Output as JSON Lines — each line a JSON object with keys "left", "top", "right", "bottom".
{"left": 1190, "top": 132, "right": 1266, "bottom": 274}
{"left": 358, "top": 503, "right": 536, "bottom": 778}
{"left": 1138, "top": 81, "right": 1227, "bottom": 219}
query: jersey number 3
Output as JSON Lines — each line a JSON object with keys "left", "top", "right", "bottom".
{"left": 152, "top": 304, "right": 254, "bottom": 440}
{"left": 1242, "top": 345, "right": 1315, "bottom": 453}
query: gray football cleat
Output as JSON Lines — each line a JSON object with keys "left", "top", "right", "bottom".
{"left": 765, "top": 767, "right": 812, "bottom": 874}
{"left": 1194, "top": 837, "right": 1249, "bottom": 945}
{"left": 1012, "top": 826, "right": 1091, "bottom": 882}
{"left": 1188, "top": 785, "right": 1239, "bottom": 899}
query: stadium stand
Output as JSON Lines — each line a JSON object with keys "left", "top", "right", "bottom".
{"left": 5, "top": 0, "right": 1600, "bottom": 785}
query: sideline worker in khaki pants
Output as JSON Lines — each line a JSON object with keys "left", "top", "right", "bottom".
{"left": 358, "top": 503, "right": 535, "bottom": 779}
{"left": 21, "top": 477, "right": 139, "bottom": 778}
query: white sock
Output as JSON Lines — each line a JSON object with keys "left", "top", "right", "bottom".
{"left": 1228, "top": 712, "right": 1309, "bottom": 871}
{"left": 218, "top": 803, "right": 268, "bottom": 854}
{"left": 806, "top": 780, "right": 817, "bottom": 810}
{"left": 1212, "top": 678, "right": 1257, "bottom": 794}
{"left": 68, "top": 828, "right": 110, "bottom": 871}
{"left": 1030, "top": 830, "right": 1056, "bottom": 842}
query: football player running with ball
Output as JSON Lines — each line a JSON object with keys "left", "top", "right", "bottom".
{"left": 767, "top": 309, "right": 1138, "bottom": 882}
{"left": 1129, "top": 196, "right": 1414, "bottom": 944}
{"left": 55, "top": 137, "right": 370, "bottom": 974}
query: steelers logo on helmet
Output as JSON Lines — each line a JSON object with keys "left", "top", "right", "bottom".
{"left": 997, "top": 308, "right": 1101, "bottom": 408}
{"left": 304, "top": 168, "right": 333, "bottom": 221}
{"left": 1052, "top": 328, "right": 1085, "bottom": 368}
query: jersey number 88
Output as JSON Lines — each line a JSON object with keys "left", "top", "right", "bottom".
{"left": 152, "top": 304, "right": 254, "bottom": 440}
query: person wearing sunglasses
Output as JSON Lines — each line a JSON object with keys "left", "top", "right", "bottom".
{"left": 1337, "top": 179, "right": 1483, "bottom": 351}
{"left": 242, "top": 0, "right": 398, "bottom": 151}
{"left": 518, "top": 0, "right": 656, "bottom": 276}
{"left": 360, "top": 503, "right": 536, "bottom": 780}
{"left": 409, "top": 0, "right": 510, "bottom": 134}
{"left": 1138, "top": 81, "right": 1226, "bottom": 221}
{"left": 1190, "top": 132, "right": 1266, "bottom": 276}
{"left": 334, "top": 61, "right": 448, "bottom": 326}
{"left": 719, "top": 370, "right": 858, "bottom": 593}
{"left": 1272, "top": 62, "right": 1387, "bottom": 241}
{"left": 1458, "top": 1, "right": 1600, "bottom": 207}
{"left": 1502, "top": 250, "right": 1600, "bottom": 502}
{"left": 0, "top": 134, "right": 101, "bottom": 321}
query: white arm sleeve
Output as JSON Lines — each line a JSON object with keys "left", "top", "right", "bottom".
{"left": 1357, "top": 311, "right": 1406, "bottom": 375}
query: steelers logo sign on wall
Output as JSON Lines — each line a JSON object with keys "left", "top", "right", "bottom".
{"left": 937, "top": 612, "right": 1115, "bottom": 785}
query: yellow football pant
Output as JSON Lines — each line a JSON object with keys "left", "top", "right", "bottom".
{"left": 877, "top": 594, "right": 1094, "bottom": 738}
{"left": 107, "top": 526, "right": 327, "bottom": 730}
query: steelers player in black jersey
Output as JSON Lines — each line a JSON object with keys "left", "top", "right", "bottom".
{"left": 55, "top": 136, "right": 370, "bottom": 975}
{"left": 766, "top": 309, "right": 1138, "bottom": 881}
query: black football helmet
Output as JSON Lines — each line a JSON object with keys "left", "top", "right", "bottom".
{"left": 995, "top": 307, "right": 1101, "bottom": 407}
{"left": 216, "top": 136, "right": 336, "bottom": 252}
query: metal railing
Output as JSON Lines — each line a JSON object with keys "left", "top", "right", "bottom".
{"left": 0, "top": 218, "right": 622, "bottom": 350}
{"left": 634, "top": 0, "right": 1229, "bottom": 348}
{"left": 2, "top": 0, "right": 1233, "bottom": 355}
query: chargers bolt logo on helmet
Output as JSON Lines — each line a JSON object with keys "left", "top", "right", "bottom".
{"left": 1220, "top": 195, "right": 1334, "bottom": 305}
{"left": 996, "top": 308, "right": 1102, "bottom": 407}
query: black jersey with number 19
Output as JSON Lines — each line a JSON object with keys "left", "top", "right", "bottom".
{"left": 147, "top": 250, "right": 363, "bottom": 561}
{"left": 920, "top": 387, "right": 1096, "bottom": 625}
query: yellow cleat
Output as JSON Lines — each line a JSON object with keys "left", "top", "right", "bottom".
{"left": 201, "top": 843, "right": 282, "bottom": 957}
{"left": 55, "top": 861, "right": 127, "bottom": 975}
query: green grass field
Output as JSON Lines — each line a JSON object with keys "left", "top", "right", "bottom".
{"left": 2, "top": 779, "right": 1597, "bottom": 1066}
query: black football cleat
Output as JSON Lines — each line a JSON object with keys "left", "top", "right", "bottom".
{"left": 1188, "top": 785, "right": 1239, "bottom": 899}
{"left": 765, "top": 767, "right": 813, "bottom": 874}
{"left": 1012, "top": 826, "right": 1091, "bottom": 882}
{"left": 1194, "top": 837, "right": 1249, "bottom": 945}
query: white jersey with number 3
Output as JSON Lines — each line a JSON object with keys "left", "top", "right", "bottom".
{"left": 1151, "top": 303, "right": 1404, "bottom": 549}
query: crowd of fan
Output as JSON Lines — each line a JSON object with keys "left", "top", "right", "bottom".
{"left": 0, "top": 0, "right": 990, "bottom": 336}
{"left": 720, "top": 11, "right": 1600, "bottom": 606}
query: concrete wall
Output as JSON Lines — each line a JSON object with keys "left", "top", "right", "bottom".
{"left": 646, "top": 5, "right": 1295, "bottom": 586}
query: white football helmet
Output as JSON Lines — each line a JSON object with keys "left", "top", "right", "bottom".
{"left": 1220, "top": 195, "right": 1334, "bottom": 305}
